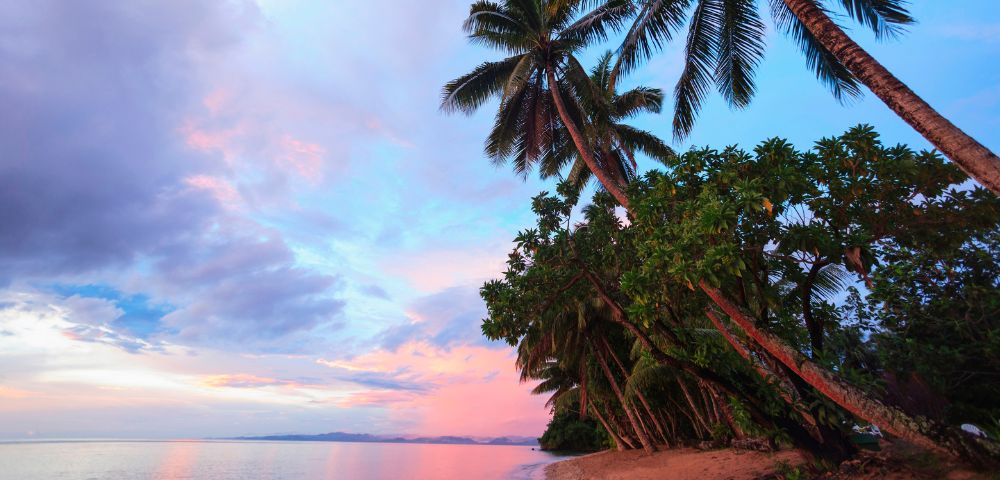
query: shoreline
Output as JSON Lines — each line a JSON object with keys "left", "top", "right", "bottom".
{"left": 543, "top": 447, "right": 806, "bottom": 480}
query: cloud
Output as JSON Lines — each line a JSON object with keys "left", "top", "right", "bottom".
{"left": 0, "top": 0, "right": 258, "bottom": 281}
{"left": 153, "top": 227, "right": 345, "bottom": 348}
{"left": 0, "top": 0, "right": 555, "bottom": 438}
{"left": 0, "top": 1, "right": 348, "bottom": 352}
{"left": 358, "top": 284, "right": 391, "bottom": 300}
{"left": 200, "top": 374, "right": 318, "bottom": 389}
{"left": 317, "top": 340, "right": 549, "bottom": 436}
{"left": 375, "top": 286, "right": 498, "bottom": 351}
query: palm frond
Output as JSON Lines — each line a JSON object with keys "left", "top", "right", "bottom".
{"left": 768, "top": 0, "right": 861, "bottom": 103}
{"left": 614, "top": 0, "right": 694, "bottom": 80}
{"left": 613, "top": 86, "right": 663, "bottom": 118}
{"left": 615, "top": 124, "right": 676, "bottom": 166}
{"left": 487, "top": 76, "right": 536, "bottom": 162}
{"left": 833, "top": 0, "right": 914, "bottom": 39}
{"left": 811, "top": 263, "right": 850, "bottom": 301}
{"left": 714, "top": 0, "right": 766, "bottom": 109}
{"left": 672, "top": 0, "right": 721, "bottom": 140}
{"left": 464, "top": 1, "right": 536, "bottom": 53}
{"left": 509, "top": 0, "right": 544, "bottom": 32}
{"left": 442, "top": 54, "right": 527, "bottom": 114}
{"left": 560, "top": 0, "right": 634, "bottom": 49}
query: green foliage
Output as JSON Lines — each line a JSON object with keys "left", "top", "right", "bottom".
{"left": 538, "top": 408, "right": 609, "bottom": 452}
{"left": 481, "top": 124, "right": 999, "bottom": 458}
{"left": 774, "top": 460, "right": 807, "bottom": 480}
{"left": 871, "top": 229, "right": 1000, "bottom": 425}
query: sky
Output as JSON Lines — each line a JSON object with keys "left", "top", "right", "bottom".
{"left": 0, "top": 0, "right": 997, "bottom": 440}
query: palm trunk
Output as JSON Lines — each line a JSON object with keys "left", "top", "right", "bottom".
{"left": 592, "top": 404, "right": 627, "bottom": 451}
{"left": 699, "top": 380, "right": 720, "bottom": 426}
{"left": 712, "top": 388, "right": 746, "bottom": 439}
{"left": 637, "top": 392, "right": 669, "bottom": 445}
{"left": 706, "top": 309, "right": 823, "bottom": 440}
{"left": 593, "top": 344, "right": 656, "bottom": 453}
{"left": 672, "top": 398, "right": 706, "bottom": 438}
{"left": 783, "top": 0, "right": 1000, "bottom": 195}
{"left": 678, "top": 379, "right": 712, "bottom": 437}
{"left": 630, "top": 400, "right": 657, "bottom": 445}
{"left": 801, "top": 260, "right": 829, "bottom": 356}
{"left": 600, "top": 337, "right": 669, "bottom": 445}
{"left": 701, "top": 280, "right": 1000, "bottom": 464}
{"left": 546, "top": 66, "right": 631, "bottom": 208}
{"left": 662, "top": 411, "right": 678, "bottom": 443}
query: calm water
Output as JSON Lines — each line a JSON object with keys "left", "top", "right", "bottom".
{"left": 0, "top": 440, "right": 564, "bottom": 480}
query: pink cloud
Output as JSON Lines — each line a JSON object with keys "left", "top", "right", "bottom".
{"left": 278, "top": 135, "right": 326, "bottom": 182}
{"left": 381, "top": 248, "right": 508, "bottom": 293}
{"left": 317, "top": 341, "right": 550, "bottom": 436}
{"left": 200, "top": 373, "right": 314, "bottom": 389}
{"left": 185, "top": 174, "right": 242, "bottom": 208}
{"left": 0, "top": 385, "right": 35, "bottom": 399}
{"left": 180, "top": 120, "right": 246, "bottom": 165}
{"left": 202, "top": 88, "right": 231, "bottom": 114}
{"left": 330, "top": 390, "right": 420, "bottom": 408}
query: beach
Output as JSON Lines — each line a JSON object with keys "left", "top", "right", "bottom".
{"left": 544, "top": 447, "right": 806, "bottom": 480}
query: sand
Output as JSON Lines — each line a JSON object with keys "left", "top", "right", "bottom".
{"left": 544, "top": 447, "right": 807, "bottom": 480}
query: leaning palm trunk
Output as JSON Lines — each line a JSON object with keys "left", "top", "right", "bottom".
{"left": 637, "top": 392, "right": 669, "bottom": 445}
{"left": 706, "top": 309, "right": 822, "bottom": 438}
{"left": 600, "top": 336, "right": 670, "bottom": 444}
{"left": 546, "top": 66, "right": 631, "bottom": 208}
{"left": 594, "top": 344, "right": 656, "bottom": 453}
{"left": 678, "top": 378, "right": 713, "bottom": 437}
{"left": 591, "top": 403, "right": 628, "bottom": 451}
{"left": 783, "top": 0, "right": 1000, "bottom": 195}
{"left": 701, "top": 281, "right": 1000, "bottom": 465}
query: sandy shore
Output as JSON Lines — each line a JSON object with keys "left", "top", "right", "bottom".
{"left": 544, "top": 447, "right": 806, "bottom": 480}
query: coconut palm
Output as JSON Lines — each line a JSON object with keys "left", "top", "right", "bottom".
{"left": 556, "top": 51, "right": 675, "bottom": 191}
{"left": 615, "top": 0, "right": 1000, "bottom": 195}
{"left": 441, "top": 0, "right": 636, "bottom": 208}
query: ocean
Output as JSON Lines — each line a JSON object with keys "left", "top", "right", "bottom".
{"left": 0, "top": 440, "right": 564, "bottom": 479}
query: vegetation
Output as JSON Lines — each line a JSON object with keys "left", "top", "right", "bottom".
{"left": 442, "top": 0, "right": 1000, "bottom": 469}
{"left": 481, "top": 127, "right": 1000, "bottom": 463}
{"left": 538, "top": 408, "right": 610, "bottom": 451}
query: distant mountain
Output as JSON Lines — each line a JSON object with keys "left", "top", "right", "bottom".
{"left": 228, "top": 431, "right": 538, "bottom": 446}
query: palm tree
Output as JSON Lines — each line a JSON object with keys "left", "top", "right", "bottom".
{"left": 615, "top": 0, "right": 1000, "bottom": 195}
{"left": 557, "top": 51, "right": 675, "bottom": 191}
{"left": 441, "top": 0, "right": 636, "bottom": 208}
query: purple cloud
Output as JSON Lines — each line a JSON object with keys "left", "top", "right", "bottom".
{"left": 0, "top": 0, "right": 344, "bottom": 351}
{"left": 377, "top": 286, "right": 496, "bottom": 351}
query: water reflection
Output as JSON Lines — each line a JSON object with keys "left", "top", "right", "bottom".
{"left": 1, "top": 440, "right": 564, "bottom": 480}
{"left": 154, "top": 442, "right": 198, "bottom": 480}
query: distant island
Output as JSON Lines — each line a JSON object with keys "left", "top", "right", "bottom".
{"left": 226, "top": 431, "right": 538, "bottom": 446}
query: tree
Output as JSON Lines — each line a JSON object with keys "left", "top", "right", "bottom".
{"left": 616, "top": 0, "right": 1000, "bottom": 195}
{"left": 441, "top": 0, "right": 636, "bottom": 207}
{"left": 557, "top": 51, "right": 675, "bottom": 192}
{"left": 872, "top": 228, "right": 1000, "bottom": 427}
{"left": 625, "top": 125, "right": 1000, "bottom": 463}
{"left": 482, "top": 185, "right": 848, "bottom": 459}
{"left": 538, "top": 408, "right": 609, "bottom": 451}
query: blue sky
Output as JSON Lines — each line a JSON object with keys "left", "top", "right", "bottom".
{"left": 0, "top": 0, "right": 997, "bottom": 439}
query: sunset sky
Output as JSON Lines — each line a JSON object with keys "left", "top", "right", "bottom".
{"left": 0, "top": 0, "right": 997, "bottom": 440}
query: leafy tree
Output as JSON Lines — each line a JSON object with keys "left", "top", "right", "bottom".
{"left": 482, "top": 125, "right": 1000, "bottom": 466}
{"left": 625, "top": 125, "right": 1000, "bottom": 463}
{"left": 872, "top": 230, "right": 1000, "bottom": 427}
{"left": 615, "top": 0, "right": 1000, "bottom": 195}
{"left": 539, "top": 408, "right": 609, "bottom": 451}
